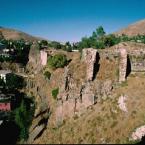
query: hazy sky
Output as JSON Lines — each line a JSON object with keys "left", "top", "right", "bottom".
{"left": 0, "top": 0, "right": 145, "bottom": 42}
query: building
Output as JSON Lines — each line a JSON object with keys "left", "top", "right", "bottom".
{"left": 0, "top": 70, "right": 12, "bottom": 83}
{"left": 0, "top": 103, "right": 11, "bottom": 111}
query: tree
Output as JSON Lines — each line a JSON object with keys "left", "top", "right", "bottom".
{"left": 40, "top": 40, "right": 48, "bottom": 46}
{"left": 64, "top": 41, "right": 72, "bottom": 52}
{"left": 96, "top": 26, "right": 106, "bottom": 38}
{"left": 15, "top": 100, "right": 29, "bottom": 140}
{"left": 48, "top": 54, "right": 68, "bottom": 69}
{"left": 0, "top": 78, "right": 5, "bottom": 87}
{"left": 6, "top": 74, "right": 25, "bottom": 90}
{"left": 51, "top": 41, "right": 62, "bottom": 49}
{"left": 104, "top": 34, "right": 116, "bottom": 47}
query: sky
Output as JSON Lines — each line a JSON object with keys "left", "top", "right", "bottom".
{"left": 0, "top": 0, "right": 145, "bottom": 42}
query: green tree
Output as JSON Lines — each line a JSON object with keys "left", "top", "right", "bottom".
{"left": 15, "top": 100, "right": 29, "bottom": 140}
{"left": 44, "top": 71, "right": 51, "bottom": 80}
{"left": 52, "top": 88, "right": 59, "bottom": 100}
{"left": 96, "top": 26, "right": 106, "bottom": 38}
{"left": 0, "top": 78, "right": 5, "bottom": 87}
{"left": 51, "top": 41, "right": 62, "bottom": 49}
{"left": 6, "top": 74, "right": 25, "bottom": 90}
{"left": 48, "top": 54, "right": 68, "bottom": 69}
{"left": 104, "top": 34, "right": 116, "bottom": 47}
{"left": 64, "top": 41, "right": 72, "bottom": 52}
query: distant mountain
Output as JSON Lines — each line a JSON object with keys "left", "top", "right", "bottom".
{"left": 0, "top": 27, "right": 47, "bottom": 41}
{"left": 114, "top": 19, "right": 145, "bottom": 36}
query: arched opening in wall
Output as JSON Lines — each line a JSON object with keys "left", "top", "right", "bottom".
{"left": 93, "top": 52, "right": 100, "bottom": 80}
{"left": 126, "top": 55, "right": 131, "bottom": 78}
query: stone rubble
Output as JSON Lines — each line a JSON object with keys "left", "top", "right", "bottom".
{"left": 131, "top": 125, "right": 145, "bottom": 141}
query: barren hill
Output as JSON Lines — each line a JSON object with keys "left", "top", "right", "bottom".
{"left": 0, "top": 26, "right": 44, "bottom": 41}
{"left": 115, "top": 19, "right": 145, "bottom": 36}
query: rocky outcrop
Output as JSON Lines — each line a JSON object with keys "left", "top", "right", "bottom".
{"left": 82, "top": 48, "right": 98, "bottom": 81}
{"left": 119, "top": 48, "right": 127, "bottom": 82}
{"left": 25, "top": 75, "right": 50, "bottom": 143}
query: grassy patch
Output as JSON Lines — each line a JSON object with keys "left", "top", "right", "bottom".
{"left": 120, "top": 80, "right": 128, "bottom": 87}
{"left": 52, "top": 88, "right": 59, "bottom": 100}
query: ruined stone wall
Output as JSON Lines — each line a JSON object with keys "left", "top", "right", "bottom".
{"left": 128, "top": 49, "right": 145, "bottom": 72}
{"left": 119, "top": 48, "right": 127, "bottom": 82}
{"left": 82, "top": 48, "right": 98, "bottom": 81}
{"left": 40, "top": 50, "right": 47, "bottom": 66}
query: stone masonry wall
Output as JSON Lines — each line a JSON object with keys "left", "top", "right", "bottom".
{"left": 82, "top": 48, "right": 98, "bottom": 81}
{"left": 40, "top": 50, "right": 47, "bottom": 66}
{"left": 119, "top": 48, "right": 127, "bottom": 82}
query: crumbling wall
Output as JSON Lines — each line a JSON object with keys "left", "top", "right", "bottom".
{"left": 40, "top": 50, "right": 47, "bottom": 66}
{"left": 128, "top": 49, "right": 145, "bottom": 72}
{"left": 119, "top": 48, "right": 127, "bottom": 82}
{"left": 55, "top": 48, "right": 113, "bottom": 126}
{"left": 82, "top": 48, "right": 98, "bottom": 81}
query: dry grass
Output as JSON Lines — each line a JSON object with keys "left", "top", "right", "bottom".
{"left": 33, "top": 73, "right": 145, "bottom": 144}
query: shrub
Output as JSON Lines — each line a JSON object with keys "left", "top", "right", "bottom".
{"left": 44, "top": 71, "right": 51, "bottom": 80}
{"left": 52, "top": 88, "right": 59, "bottom": 100}
{"left": 48, "top": 54, "right": 68, "bottom": 69}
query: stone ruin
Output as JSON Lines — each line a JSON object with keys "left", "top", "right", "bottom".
{"left": 119, "top": 48, "right": 127, "bottom": 82}
{"left": 40, "top": 50, "right": 47, "bottom": 66}
{"left": 82, "top": 48, "right": 98, "bottom": 81}
{"left": 37, "top": 44, "right": 145, "bottom": 126}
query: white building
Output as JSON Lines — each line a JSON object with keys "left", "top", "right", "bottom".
{"left": 0, "top": 70, "right": 12, "bottom": 83}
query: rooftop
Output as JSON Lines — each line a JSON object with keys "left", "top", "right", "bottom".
{"left": 0, "top": 70, "right": 12, "bottom": 75}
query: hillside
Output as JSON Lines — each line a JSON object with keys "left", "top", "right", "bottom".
{"left": 1, "top": 19, "right": 145, "bottom": 144}
{"left": 115, "top": 19, "right": 145, "bottom": 36}
{"left": 0, "top": 26, "right": 45, "bottom": 41}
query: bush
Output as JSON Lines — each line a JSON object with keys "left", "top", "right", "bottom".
{"left": 48, "top": 54, "right": 68, "bottom": 69}
{"left": 44, "top": 71, "right": 51, "bottom": 80}
{"left": 52, "top": 88, "right": 59, "bottom": 100}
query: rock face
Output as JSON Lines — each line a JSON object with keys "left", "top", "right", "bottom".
{"left": 25, "top": 75, "right": 50, "bottom": 143}
{"left": 119, "top": 48, "right": 127, "bottom": 82}
{"left": 82, "top": 48, "right": 98, "bottom": 81}
{"left": 40, "top": 50, "right": 47, "bottom": 66}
